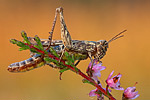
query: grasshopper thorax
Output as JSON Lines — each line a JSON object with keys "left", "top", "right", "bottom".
{"left": 95, "top": 40, "right": 109, "bottom": 60}
{"left": 99, "top": 40, "right": 109, "bottom": 49}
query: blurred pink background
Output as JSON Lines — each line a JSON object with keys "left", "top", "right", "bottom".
{"left": 0, "top": 0, "right": 149, "bottom": 100}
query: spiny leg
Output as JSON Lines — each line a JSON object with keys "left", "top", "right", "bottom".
{"left": 86, "top": 52, "right": 94, "bottom": 77}
{"left": 46, "top": 8, "right": 59, "bottom": 50}
{"left": 56, "top": 7, "right": 73, "bottom": 61}
{"left": 57, "top": 7, "right": 72, "bottom": 48}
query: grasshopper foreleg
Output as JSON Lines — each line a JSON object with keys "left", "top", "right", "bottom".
{"left": 86, "top": 52, "right": 94, "bottom": 77}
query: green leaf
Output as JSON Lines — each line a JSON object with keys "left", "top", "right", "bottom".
{"left": 44, "top": 57, "right": 55, "bottom": 63}
{"left": 44, "top": 57, "right": 61, "bottom": 66}
{"left": 30, "top": 48, "right": 39, "bottom": 53}
{"left": 64, "top": 52, "right": 72, "bottom": 61}
{"left": 74, "top": 67, "right": 79, "bottom": 72}
{"left": 82, "top": 79, "right": 94, "bottom": 85}
{"left": 10, "top": 39, "right": 43, "bottom": 55}
{"left": 21, "top": 31, "right": 31, "bottom": 45}
{"left": 19, "top": 47, "right": 28, "bottom": 51}
{"left": 44, "top": 57, "right": 67, "bottom": 69}
{"left": 71, "top": 54, "right": 75, "bottom": 62}
{"left": 106, "top": 89, "right": 110, "bottom": 96}
{"left": 64, "top": 51, "right": 75, "bottom": 65}
{"left": 64, "top": 51, "right": 69, "bottom": 57}
{"left": 65, "top": 61, "right": 71, "bottom": 65}
{"left": 59, "top": 68, "right": 69, "bottom": 73}
{"left": 49, "top": 47, "right": 59, "bottom": 58}
{"left": 34, "top": 45, "right": 41, "bottom": 50}
{"left": 10, "top": 39, "right": 29, "bottom": 49}
{"left": 34, "top": 35, "right": 44, "bottom": 51}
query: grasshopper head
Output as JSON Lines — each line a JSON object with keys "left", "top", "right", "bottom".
{"left": 95, "top": 30, "right": 127, "bottom": 61}
{"left": 95, "top": 40, "right": 109, "bottom": 60}
{"left": 98, "top": 40, "right": 109, "bottom": 52}
{"left": 99, "top": 40, "right": 109, "bottom": 49}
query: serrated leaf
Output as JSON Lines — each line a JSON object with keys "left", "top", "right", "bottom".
{"left": 21, "top": 31, "right": 31, "bottom": 45}
{"left": 34, "top": 35, "right": 44, "bottom": 51}
{"left": 10, "top": 39, "right": 17, "bottom": 44}
{"left": 10, "top": 39, "right": 29, "bottom": 49}
{"left": 10, "top": 39, "right": 44, "bottom": 55}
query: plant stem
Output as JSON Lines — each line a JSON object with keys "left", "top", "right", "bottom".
{"left": 47, "top": 53, "right": 116, "bottom": 100}
{"left": 25, "top": 43, "right": 116, "bottom": 100}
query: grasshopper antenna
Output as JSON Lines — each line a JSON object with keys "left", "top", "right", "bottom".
{"left": 108, "top": 30, "right": 127, "bottom": 43}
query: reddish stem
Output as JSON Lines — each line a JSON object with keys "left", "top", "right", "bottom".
{"left": 24, "top": 43, "right": 45, "bottom": 54}
{"left": 47, "top": 53, "right": 116, "bottom": 100}
{"left": 25, "top": 43, "right": 116, "bottom": 100}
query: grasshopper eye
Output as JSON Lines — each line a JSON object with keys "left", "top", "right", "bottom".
{"left": 105, "top": 42, "right": 109, "bottom": 48}
{"left": 102, "top": 40, "right": 107, "bottom": 46}
{"left": 98, "top": 40, "right": 106, "bottom": 46}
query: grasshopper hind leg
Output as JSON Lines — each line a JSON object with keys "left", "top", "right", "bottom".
{"left": 55, "top": 7, "right": 73, "bottom": 62}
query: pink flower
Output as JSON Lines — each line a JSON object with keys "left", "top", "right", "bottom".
{"left": 87, "top": 59, "right": 106, "bottom": 81}
{"left": 106, "top": 70, "right": 124, "bottom": 90}
{"left": 123, "top": 82, "right": 139, "bottom": 99}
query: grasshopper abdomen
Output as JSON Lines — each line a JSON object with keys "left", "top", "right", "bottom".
{"left": 8, "top": 54, "right": 44, "bottom": 72}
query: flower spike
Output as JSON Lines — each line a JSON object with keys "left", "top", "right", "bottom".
{"left": 123, "top": 82, "right": 139, "bottom": 99}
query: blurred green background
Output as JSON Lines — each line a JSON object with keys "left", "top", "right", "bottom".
{"left": 0, "top": 0, "right": 149, "bottom": 100}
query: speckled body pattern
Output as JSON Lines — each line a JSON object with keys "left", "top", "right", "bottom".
{"left": 8, "top": 54, "right": 44, "bottom": 72}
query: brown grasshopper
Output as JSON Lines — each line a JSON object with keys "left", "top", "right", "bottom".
{"left": 47, "top": 7, "right": 126, "bottom": 67}
{"left": 8, "top": 7, "right": 126, "bottom": 73}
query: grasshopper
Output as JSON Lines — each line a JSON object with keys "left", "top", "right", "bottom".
{"left": 8, "top": 7, "right": 126, "bottom": 73}
{"left": 46, "top": 7, "right": 126, "bottom": 67}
